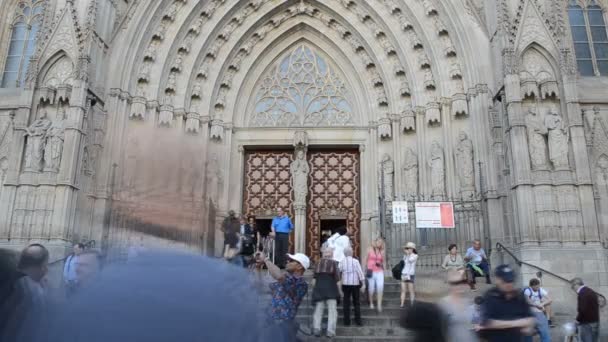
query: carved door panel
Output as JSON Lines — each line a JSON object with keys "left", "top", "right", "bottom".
{"left": 306, "top": 150, "right": 360, "bottom": 259}
{"left": 243, "top": 151, "right": 294, "bottom": 251}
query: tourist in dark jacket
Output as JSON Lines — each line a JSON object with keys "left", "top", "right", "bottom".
{"left": 312, "top": 247, "right": 341, "bottom": 337}
{"left": 570, "top": 278, "right": 600, "bottom": 342}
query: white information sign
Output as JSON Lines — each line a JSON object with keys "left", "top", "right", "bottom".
{"left": 392, "top": 201, "right": 409, "bottom": 224}
{"left": 415, "top": 202, "right": 455, "bottom": 228}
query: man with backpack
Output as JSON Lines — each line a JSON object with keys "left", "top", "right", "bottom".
{"left": 523, "top": 278, "right": 552, "bottom": 342}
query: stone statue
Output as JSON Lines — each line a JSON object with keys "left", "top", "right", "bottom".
{"left": 403, "top": 147, "right": 418, "bottom": 200}
{"left": 380, "top": 154, "right": 394, "bottom": 202}
{"left": 545, "top": 109, "right": 569, "bottom": 170}
{"left": 525, "top": 109, "right": 549, "bottom": 170}
{"left": 596, "top": 155, "right": 608, "bottom": 186}
{"left": 429, "top": 141, "right": 445, "bottom": 200}
{"left": 24, "top": 114, "right": 51, "bottom": 172}
{"left": 206, "top": 153, "right": 222, "bottom": 200}
{"left": 455, "top": 131, "right": 475, "bottom": 191}
{"left": 0, "top": 157, "right": 8, "bottom": 185}
{"left": 43, "top": 110, "right": 66, "bottom": 172}
{"left": 290, "top": 149, "right": 309, "bottom": 206}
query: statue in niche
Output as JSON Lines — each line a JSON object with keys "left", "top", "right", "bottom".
{"left": 380, "top": 154, "right": 394, "bottom": 202}
{"left": 24, "top": 113, "right": 51, "bottom": 172}
{"left": 455, "top": 132, "right": 475, "bottom": 192}
{"left": 545, "top": 109, "right": 569, "bottom": 170}
{"left": 0, "top": 157, "right": 8, "bottom": 186}
{"left": 525, "top": 109, "right": 549, "bottom": 170}
{"left": 596, "top": 155, "right": 608, "bottom": 186}
{"left": 290, "top": 149, "right": 309, "bottom": 206}
{"left": 429, "top": 141, "right": 445, "bottom": 200}
{"left": 43, "top": 109, "right": 66, "bottom": 172}
{"left": 403, "top": 147, "right": 418, "bottom": 200}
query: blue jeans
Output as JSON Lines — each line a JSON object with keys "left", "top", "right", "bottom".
{"left": 467, "top": 260, "right": 491, "bottom": 284}
{"left": 523, "top": 311, "right": 551, "bottom": 342}
{"left": 579, "top": 322, "right": 599, "bottom": 342}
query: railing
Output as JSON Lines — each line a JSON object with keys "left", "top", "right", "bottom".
{"left": 496, "top": 242, "right": 607, "bottom": 307}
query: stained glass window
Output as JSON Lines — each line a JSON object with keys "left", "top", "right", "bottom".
{"left": 1, "top": 0, "right": 44, "bottom": 88}
{"left": 568, "top": 0, "right": 608, "bottom": 76}
{"left": 250, "top": 44, "right": 355, "bottom": 127}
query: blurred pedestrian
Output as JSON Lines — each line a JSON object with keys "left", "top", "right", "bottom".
{"left": 270, "top": 208, "right": 293, "bottom": 269}
{"left": 523, "top": 278, "right": 552, "bottom": 342}
{"left": 438, "top": 270, "right": 478, "bottom": 342}
{"left": 465, "top": 239, "right": 491, "bottom": 290}
{"left": 312, "top": 247, "right": 341, "bottom": 337}
{"left": 400, "top": 301, "right": 447, "bottom": 342}
{"left": 259, "top": 251, "right": 309, "bottom": 340}
{"left": 63, "top": 243, "right": 84, "bottom": 297}
{"left": 237, "top": 216, "right": 256, "bottom": 267}
{"left": 339, "top": 246, "right": 365, "bottom": 327}
{"left": 470, "top": 296, "right": 484, "bottom": 326}
{"left": 477, "top": 264, "right": 535, "bottom": 342}
{"left": 364, "top": 237, "right": 385, "bottom": 312}
{"left": 222, "top": 210, "right": 240, "bottom": 259}
{"left": 400, "top": 242, "right": 418, "bottom": 307}
{"left": 570, "top": 277, "right": 600, "bottom": 342}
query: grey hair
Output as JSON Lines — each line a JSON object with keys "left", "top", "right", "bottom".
{"left": 570, "top": 277, "right": 584, "bottom": 287}
{"left": 343, "top": 247, "right": 353, "bottom": 257}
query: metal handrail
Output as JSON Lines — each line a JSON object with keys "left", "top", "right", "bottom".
{"left": 48, "top": 240, "right": 96, "bottom": 266}
{"left": 496, "top": 242, "right": 607, "bottom": 307}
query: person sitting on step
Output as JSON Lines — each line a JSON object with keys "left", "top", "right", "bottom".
{"left": 464, "top": 239, "right": 491, "bottom": 290}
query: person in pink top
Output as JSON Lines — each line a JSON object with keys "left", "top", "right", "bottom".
{"left": 363, "top": 237, "right": 386, "bottom": 312}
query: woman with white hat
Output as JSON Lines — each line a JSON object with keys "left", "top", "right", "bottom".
{"left": 401, "top": 242, "right": 419, "bottom": 307}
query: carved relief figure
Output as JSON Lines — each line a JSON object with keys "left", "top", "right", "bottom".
{"left": 596, "top": 155, "right": 608, "bottom": 186}
{"left": 403, "top": 147, "right": 418, "bottom": 200}
{"left": 380, "top": 154, "right": 394, "bottom": 201}
{"left": 24, "top": 114, "right": 51, "bottom": 172}
{"left": 429, "top": 141, "right": 445, "bottom": 200}
{"left": 43, "top": 110, "right": 66, "bottom": 172}
{"left": 455, "top": 132, "right": 475, "bottom": 190}
{"left": 525, "top": 109, "right": 549, "bottom": 170}
{"left": 545, "top": 109, "right": 569, "bottom": 170}
{"left": 290, "top": 149, "right": 310, "bottom": 205}
{"left": 0, "top": 157, "right": 8, "bottom": 186}
{"left": 206, "top": 153, "right": 222, "bottom": 200}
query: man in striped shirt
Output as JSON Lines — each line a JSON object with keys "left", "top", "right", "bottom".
{"left": 338, "top": 247, "right": 365, "bottom": 326}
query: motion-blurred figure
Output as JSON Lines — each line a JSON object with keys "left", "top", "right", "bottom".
{"left": 438, "top": 270, "right": 478, "bottom": 342}
{"left": 400, "top": 301, "right": 447, "bottom": 342}
{"left": 63, "top": 243, "right": 84, "bottom": 297}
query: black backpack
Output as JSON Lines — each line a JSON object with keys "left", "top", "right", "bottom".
{"left": 392, "top": 260, "right": 405, "bottom": 280}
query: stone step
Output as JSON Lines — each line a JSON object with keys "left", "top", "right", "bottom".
{"left": 296, "top": 315, "right": 401, "bottom": 328}
{"left": 300, "top": 335, "right": 408, "bottom": 341}
{"left": 298, "top": 306, "right": 405, "bottom": 316}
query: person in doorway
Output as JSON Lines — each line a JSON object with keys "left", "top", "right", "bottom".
{"left": 63, "top": 243, "right": 84, "bottom": 297}
{"left": 248, "top": 216, "right": 258, "bottom": 247}
{"left": 465, "top": 239, "right": 491, "bottom": 290}
{"left": 270, "top": 208, "right": 294, "bottom": 269}
{"left": 259, "top": 251, "right": 309, "bottom": 340}
{"left": 339, "top": 247, "right": 365, "bottom": 326}
{"left": 523, "top": 278, "right": 552, "bottom": 342}
{"left": 570, "top": 277, "right": 600, "bottom": 342}
{"left": 364, "top": 237, "right": 386, "bottom": 312}
{"left": 312, "top": 247, "right": 341, "bottom": 337}
{"left": 477, "top": 265, "right": 535, "bottom": 342}
{"left": 438, "top": 270, "right": 479, "bottom": 342}
{"left": 442, "top": 244, "right": 465, "bottom": 272}
{"left": 238, "top": 216, "right": 256, "bottom": 267}
{"left": 400, "top": 242, "right": 418, "bottom": 307}
{"left": 326, "top": 226, "right": 351, "bottom": 264}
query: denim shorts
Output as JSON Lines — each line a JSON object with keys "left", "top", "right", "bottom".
{"left": 402, "top": 275, "right": 416, "bottom": 283}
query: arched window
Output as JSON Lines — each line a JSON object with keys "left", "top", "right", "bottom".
{"left": 1, "top": 1, "right": 44, "bottom": 88}
{"left": 568, "top": 0, "right": 608, "bottom": 76}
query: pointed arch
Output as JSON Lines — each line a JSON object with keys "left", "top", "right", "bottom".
{"left": 38, "top": 51, "right": 74, "bottom": 88}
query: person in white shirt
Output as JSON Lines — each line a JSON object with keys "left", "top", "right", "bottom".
{"left": 464, "top": 239, "right": 491, "bottom": 289}
{"left": 400, "top": 242, "right": 418, "bottom": 307}
{"left": 338, "top": 247, "right": 365, "bottom": 326}
{"left": 523, "top": 278, "right": 553, "bottom": 342}
{"left": 63, "top": 243, "right": 84, "bottom": 297}
{"left": 326, "top": 226, "right": 351, "bottom": 264}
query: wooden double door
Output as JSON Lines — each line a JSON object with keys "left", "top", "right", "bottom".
{"left": 242, "top": 148, "right": 361, "bottom": 258}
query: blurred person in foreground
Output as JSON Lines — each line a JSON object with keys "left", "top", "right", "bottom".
{"left": 400, "top": 301, "right": 447, "bottom": 342}
{"left": 570, "top": 277, "right": 600, "bottom": 342}
{"left": 1, "top": 244, "right": 49, "bottom": 342}
{"left": 256, "top": 250, "right": 309, "bottom": 341}
{"left": 312, "top": 247, "right": 340, "bottom": 337}
{"left": 438, "top": 270, "right": 478, "bottom": 342}
{"left": 523, "top": 278, "right": 552, "bottom": 342}
{"left": 37, "top": 251, "right": 287, "bottom": 342}
{"left": 477, "top": 264, "right": 535, "bottom": 342}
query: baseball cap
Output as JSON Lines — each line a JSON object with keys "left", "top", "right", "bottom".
{"left": 494, "top": 264, "right": 516, "bottom": 283}
{"left": 287, "top": 253, "right": 310, "bottom": 269}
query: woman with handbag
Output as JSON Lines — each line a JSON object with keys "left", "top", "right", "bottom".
{"left": 401, "top": 242, "right": 419, "bottom": 307}
{"left": 363, "top": 237, "right": 386, "bottom": 312}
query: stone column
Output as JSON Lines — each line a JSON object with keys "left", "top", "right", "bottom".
{"left": 294, "top": 204, "right": 306, "bottom": 253}
{"left": 292, "top": 131, "right": 309, "bottom": 254}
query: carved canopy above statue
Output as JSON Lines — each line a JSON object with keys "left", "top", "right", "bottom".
{"left": 249, "top": 44, "right": 355, "bottom": 127}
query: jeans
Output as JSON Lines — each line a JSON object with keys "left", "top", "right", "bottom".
{"left": 275, "top": 233, "right": 290, "bottom": 269}
{"left": 342, "top": 285, "right": 362, "bottom": 325}
{"left": 579, "top": 322, "right": 599, "bottom": 342}
{"left": 467, "top": 260, "right": 491, "bottom": 285}
{"left": 313, "top": 299, "right": 337, "bottom": 336}
{"left": 523, "top": 311, "right": 551, "bottom": 342}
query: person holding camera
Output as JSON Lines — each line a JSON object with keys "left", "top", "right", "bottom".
{"left": 256, "top": 251, "right": 309, "bottom": 340}
{"left": 363, "top": 237, "right": 386, "bottom": 312}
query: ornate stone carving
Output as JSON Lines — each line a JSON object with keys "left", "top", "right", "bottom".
{"left": 378, "top": 118, "right": 392, "bottom": 140}
{"left": 291, "top": 149, "right": 310, "bottom": 206}
{"left": 429, "top": 141, "right": 445, "bottom": 200}
{"left": 422, "top": 0, "right": 438, "bottom": 15}
{"left": 424, "top": 69, "right": 436, "bottom": 89}
{"left": 450, "top": 60, "right": 462, "bottom": 79}
{"left": 158, "top": 105, "right": 173, "bottom": 127}
{"left": 400, "top": 80, "right": 411, "bottom": 97}
{"left": 144, "top": 42, "right": 157, "bottom": 61}
{"left": 42, "top": 110, "right": 66, "bottom": 173}
{"left": 210, "top": 120, "right": 224, "bottom": 141}
{"left": 545, "top": 109, "right": 569, "bottom": 170}
{"left": 403, "top": 147, "right": 418, "bottom": 200}
{"left": 153, "top": 21, "right": 168, "bottom": 40}
{"left": 426, "top": 101, "right": 441, "bottom": 124}
{"left": 190, "top": 17, "right": 204, "bottom": 35}
{"left": 179, "top": 34, "right": 194, "bottom": 53}
{"left": 138, "top": 62, "right": 150, "bottom": 82}
{"left": 401, "top": 109, "right": 415, "bottom": 132}
{"left": 358, "top": 50, "right": 374, "bottom": 67}
{"left": 293, "top": 130, "right": 308, "bottom": 148}
{"left": 419, "top": 54, "right": 431, "bottom": 69}
{"left": 165, "top": 73, "right": 177, "bottom": 92}
{"left": 171, "top": 55, "right": 184, "bottom": 72}
{"left": 163, "top": 2, "right": 179, "bottom": 21}
{"left": 206, "top": 153, "right": 222, "bottom": 199}
{"left": 596, "top": 155, "right": 608, "bottom": 186}
{"left": 451, "top": 94, "right": 468, "bottom": 117}
{"left": 455, "top": 131, "right": 476, "bottom": 198}
{"left": 375, "top": 87, "right": 388, "bottom": 106}
{"left": 380, "top": 153, "right": 394, "bottom": 201}
{"left": 525, "top": 109, "right": 549, "bottom": 170}
{"left": 24, "top": 115, "right": 51, "bottom": 172}
{"left": 379, "top": 36, "right": 396, "bottom": 55}
{"left": 191, "top": 82, "right": 202, "bottom": 98}
{"left": 185, "top": 113, "right": 200, "bottom": 134}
